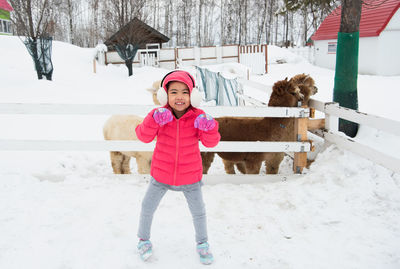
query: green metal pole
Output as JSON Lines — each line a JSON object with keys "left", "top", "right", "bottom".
{"left": 333, "top": 31, "right": 359, "bottom": 137}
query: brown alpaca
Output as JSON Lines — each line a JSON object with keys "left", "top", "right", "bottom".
{"left": 289, "top": 73, "right": 318, "bottom": 96}
{"left": 103, "top": 115, "right": 153, "bottom": 174}
{"left": 201, "top": 74, "right": 318, "bottom": 174}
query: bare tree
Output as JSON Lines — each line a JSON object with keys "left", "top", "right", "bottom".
{"left": 107, "top": 0, "right": 146, "bottom": 29}
{"left": 8, "top": 0, "right": 365, "bottom": 50}
{"left": 203, "top": 0, "right": 217, "bottom": 45}
{"left": 91, "top": 0, "right": 100, "bottom": 45}
{"left": 301, "top": 4, "right": 308, "bottom": 45}
{"left": 168, "top": 0, "right": 174, "bottom": 46}
{"left": 9, "top": 0, "right": 56, "bottom": 38}
{"left": 180, "top": 0, "right": 193, "bottom": 47}
{"left": 197, "top": 0, "right": 204, "bottom": 46}
{"left": 238, "top": 0, "right": 243, "bottom": 44}
{"left": 265, "top": 0, "right": 275, "bottom": 44}
{"left": 220, "top": 0, "right": 224, "bottom": 44}
{"left": 238, "top": 0, "right": 246, "bottom": 44}
{"left": 9, "top": 0, "right": 56, "bottom": 80}
{"left": 255, "top": 0, "right": 268, "bottom": 44}
{"left": 163, "top": 0, "right": 170, "bottom": 38}
{"left": 65, "top": 0, "right": 75, "bottom": 44}
{"left": 222, "top": 0, "right": 236, "bottom": 45}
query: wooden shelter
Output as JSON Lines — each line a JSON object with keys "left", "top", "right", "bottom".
{"left": 104, "top": 18, "right": 169, "bottom": 51}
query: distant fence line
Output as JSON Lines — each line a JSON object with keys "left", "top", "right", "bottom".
{"left": 97, "top": 44, "right": 268, "bottom": 75}
{"left": 287, "top": 46, "right": 315, "bottom": 64}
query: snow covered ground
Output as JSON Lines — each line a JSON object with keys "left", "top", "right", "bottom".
{"left": 1, "top": 36, "right": 400, "bottom": 268}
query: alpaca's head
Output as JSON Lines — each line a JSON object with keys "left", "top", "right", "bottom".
{"left": 289, "top": 74, "right": 318, "bottom": 100}
{"left": 146, "top": 80, "right": 162, "bottom": 105}
{"left": 268, "top": 78, "right": 304, "bottom": 107}
{"left": 297, "top": 84, "right": 316, "bottom": 105}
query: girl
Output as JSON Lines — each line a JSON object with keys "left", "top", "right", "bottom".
{"left": 135, "top": 70, "right": 220, "bottom": 265}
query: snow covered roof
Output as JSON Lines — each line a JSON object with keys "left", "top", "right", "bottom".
{"left": 312, "top": 0, "right": 400, "bottom": 40}
{"left": 0, "top": 0, "right": 13, "bottom": 12}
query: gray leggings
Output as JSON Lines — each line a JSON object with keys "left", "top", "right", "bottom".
{"left": 138, "top": 177, "right": 208, "bottom": 243}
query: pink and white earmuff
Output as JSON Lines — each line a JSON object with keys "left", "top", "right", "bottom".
{"left": 156, "top": 70, "right": 202, "bottom": 107}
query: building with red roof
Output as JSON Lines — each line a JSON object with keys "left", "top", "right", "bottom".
{"left": 0, "top": 0, "right": 13, "bottom": 35}
{"left": 311, "top": 0, "right": 400, "bottom": 76}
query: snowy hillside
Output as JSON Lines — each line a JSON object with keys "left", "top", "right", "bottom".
{"left": 0, "top": 36, "right": 400, "bottom": 269}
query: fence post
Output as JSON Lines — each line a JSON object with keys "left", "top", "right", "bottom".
{"left": 264, "top": 44, "right": 268, "bottom": 73}
{"left": 174, "top": 48, "right": 178, "bottom": 69}
{"left": 93, "top": 59, "right": 96, "bottom": 73}
{"left": 194, "top": 46, "right": 201, "bottom": 66}
{"left": 293, "top": 106, "right": 309, "bottom": 173}
{"left": 325, "top": 102, "right": 339, "bottom": 132}
{"left": 237, "top": 45, "right": 240, "bottom": 63}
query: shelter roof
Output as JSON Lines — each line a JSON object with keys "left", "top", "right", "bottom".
{"left": 104, "top": 18, "right": 169, "bottom": 49}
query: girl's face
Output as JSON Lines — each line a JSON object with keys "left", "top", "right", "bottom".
{"left": 167, "top": 81, "right": 190, "bottom": 118}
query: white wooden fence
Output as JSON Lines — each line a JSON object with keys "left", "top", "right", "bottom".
{"left": 238, "top": 45, "right": 268, "bottom": 75}
{"left": 0, "top": 103, "right": 312, "bottom": 176}
{"left": 139, "top": 49, "right": 159, "bottom": 67}
{"left": 101, "top": 44, "right": 268, "bottom": 74}
{"left": 0, "top": 103, "right": 310, "bottom": 152}
{"left": 1, "top": 100, "right": 399, "bottom": 175}
{"left": 288, "top": 46, "right": 315, "bottom": 64}
{"left": 308, "top": 99, "right": 400, "bottom": 174}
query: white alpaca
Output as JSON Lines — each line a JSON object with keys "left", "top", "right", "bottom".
{"left": 103, "top": 115, "right": 153, "bottom": 174}
{"left": 103, "top": 80, "right": 162, "bottom": 174}
{"left": 146, "top": 80, "right": 162, "bottom": 105}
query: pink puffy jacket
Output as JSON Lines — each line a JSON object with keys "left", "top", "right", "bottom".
{"left": 135, "top": 106, "right": 220, "bottom": 186}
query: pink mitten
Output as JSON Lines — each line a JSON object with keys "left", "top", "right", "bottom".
{"left": 194, "top": 114, "right": 216, "bottom": 131}
{"left": 153, "top": 108, "right": 173, "bottom": 126}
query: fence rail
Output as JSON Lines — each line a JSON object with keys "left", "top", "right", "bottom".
{"left": 0, "top": 140, "right": 311, "bottom": 152}
{"left": 309, "top": 99, "right": 400, "bottom": 173}
{"left": 324, "top": 104, "right": 400, "bottom": 136}
{"left": 117, "top": 174, "right": 302, "bottom": 185}
{"left": 0, "top": 103, "right": 310, "bottom": 118}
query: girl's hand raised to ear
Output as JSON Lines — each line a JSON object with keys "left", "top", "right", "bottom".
{"left": 153, "top": 108, "right": 173, "bottom": 126}
{"left": 194, "top": 114, "right": 216, "bottom": 131}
